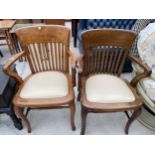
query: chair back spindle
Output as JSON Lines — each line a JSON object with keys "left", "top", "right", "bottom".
{"left": 16, "top": 25, "right": 70, "bottom": 73}
{"left": 82, "top": 29, "right": 137, "bottom": 76}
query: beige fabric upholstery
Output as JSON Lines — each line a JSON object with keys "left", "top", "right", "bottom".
{"left": 139, "top": 78, "right": 155, "bottom": 102}
{"left": 20, "top": 71, "right": 69, "bottom": 99}
{"left": 146, "top": 89, "right": 155, "bottom": 101}
{"left": 132, "top": 62, "right": 144, "bottom": 74}
{"left": 138, "top": 23, "right": 155, "bottom": 69}
{"left": 86, "top": 74, "right": 135, "bottom": 103}
{"left": 151, "top": 68, "right": 155, "bottom": 80}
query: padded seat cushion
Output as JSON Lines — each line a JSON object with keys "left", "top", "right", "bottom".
{"left": 20, "top": 71, "right": 69, "bottom": 99}
{"left": 86, "top": 74, "right": 135, "bottom": 103}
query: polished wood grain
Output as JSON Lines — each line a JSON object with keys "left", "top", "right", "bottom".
{"left": 78, "top": 29, "right": 143, "bottom": 134}
{"left": 3, "top": 25, "right": 77, "bottom": 133}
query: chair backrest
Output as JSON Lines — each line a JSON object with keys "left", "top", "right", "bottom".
{"left": 82, "top": 29, "right": 136, "bottom": 76}
{"left": 16, "top": 25, "right": 70, "bottom": 73}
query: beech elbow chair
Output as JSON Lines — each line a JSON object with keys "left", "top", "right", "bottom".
{"left": 3, "top": 25, "right": 77, "bottom": 133}
{"left": 78, "top": 29, "right": 150, "bottom": 134}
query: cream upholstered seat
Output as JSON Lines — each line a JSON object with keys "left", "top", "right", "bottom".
{"left": 20, "top": 71, "right": 69, "bottom": 99}
{"left": 86, "top": 74, "right": 135, "bottom": 103}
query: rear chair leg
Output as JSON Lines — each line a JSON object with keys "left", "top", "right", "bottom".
{"left": 125, "top": 108, "right": 142, "bottom": 134}
{"left": 125, "top": 111, "right": 130, "bottom": 119}
{"left": 25, "top": 107, "right": 31, "bottom": 117}
{"left": 70, "top": 101, "right": 76, "bottom": 131}
{"left": 80, "top": 106, "right": 88, "bottom": 135}
{"left": 14, "top": 106, "right": 32, "bottom": 133}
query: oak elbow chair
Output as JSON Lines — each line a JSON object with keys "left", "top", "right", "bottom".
{"left": 78, "top": 29, "right": 148, "bottom": 135}
{"left": 3, "top": 25, "right": 77, "bottom": 133}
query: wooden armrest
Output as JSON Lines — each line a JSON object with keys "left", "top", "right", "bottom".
{"left": 3, "top": 51, "right": 25, "bottom": 85}
{"left": 68, "top": 49, "right": 77, "bottom": 69}
{"left": 128, "top": 55, "right": 152, "bottom": 87}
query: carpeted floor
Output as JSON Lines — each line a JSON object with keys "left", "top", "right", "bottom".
{"left": 0, "top": 22, "right": 155, "bottom": 135}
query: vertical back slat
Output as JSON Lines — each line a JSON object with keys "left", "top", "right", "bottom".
{"left": 57, "top": 42, "right": 60, "bottom": 70}
{"left": 65, "top": 45, "right": 69, "bottom": 72}
{"left": 62, "top": 44, "right": 65, "bottom": 71}
{"left": 32, "top": 43, "right": 42, "bottom": 71}
{"left": 104, "top": 46, "right": 110, "bottom": 73}
{"left": 42, "top": 43, "right": 49, "bottom": 70}
{"left": 50, "top": 42, "right": 55, "bottom": 70}
{"left": 118, "top": 48, "right": 128, "bottom": 75}
{"left": 60, "top": 43, "right": 62, "bottom": 71}
{"left": 25, "top": 46, "right": 35, "bottom": 73}
{"left": 38, "top": 43, "right": 46, "bottom": 71}
{"left": 45, "top": 42, "right": 52, "bottom": 70}
{"left": 90, "top": 49, "right": 93, "bottom": 74}
{"left": 110, "top": 46, "right": 118, "bottom": 73}
{"left": 114, "top": 47, "right": 124, "bottom": 74}
{"left": 84, "top": 49, "right": 89, "bottom": 74}
{"left": 97, "top": 46, "right": 101, "bottom": 73}
{"left": 100, "top": 46, "right": 105, "bottom": 72}
{"left": 94, "top": 47, "right": 98, "bottom": 73}
{"left": 53, "top": 41, "right": 58, "bottom": 70}
{"left": 107, "top": 46, "right": 114, "bottom": 73}
{"left": 28, "top": 45, "right": 38, "bottom": 72}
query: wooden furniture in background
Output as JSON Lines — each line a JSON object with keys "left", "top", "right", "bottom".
{"left": 44, "top": 19, "right": 65, "bottom": 25}
{"left": 0, "top": 32, "right": 6, "bottom": 57}
{"left": 0, "top": 20, "right": 16, "bottom": 55}
{"left": 30, "top": 19, "right": 44, "bottom": 23}
{"left": 78, "top": 29, "right": 150, "bottom": 134}
{"left": 0, "top": 65, "right": 23, "bottom": 130}
{"left": 3, "top": 25, "right": 77, "bottom": 133}
{"left": 15, "top": 19, "right": 65, "bottom": 25}
{"left": 15, "top": 19, "right": 30, "bottom": 24}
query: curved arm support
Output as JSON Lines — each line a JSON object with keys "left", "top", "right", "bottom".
{"left": 3, "top": 51, "right": 25, "bottom": 85}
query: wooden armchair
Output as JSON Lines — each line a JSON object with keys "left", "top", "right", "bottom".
{"left": 78, "top": 29, "right": 151, "bottom": 134}
{"left": 3, "top": 25, "right": 77, "bottom": 133}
